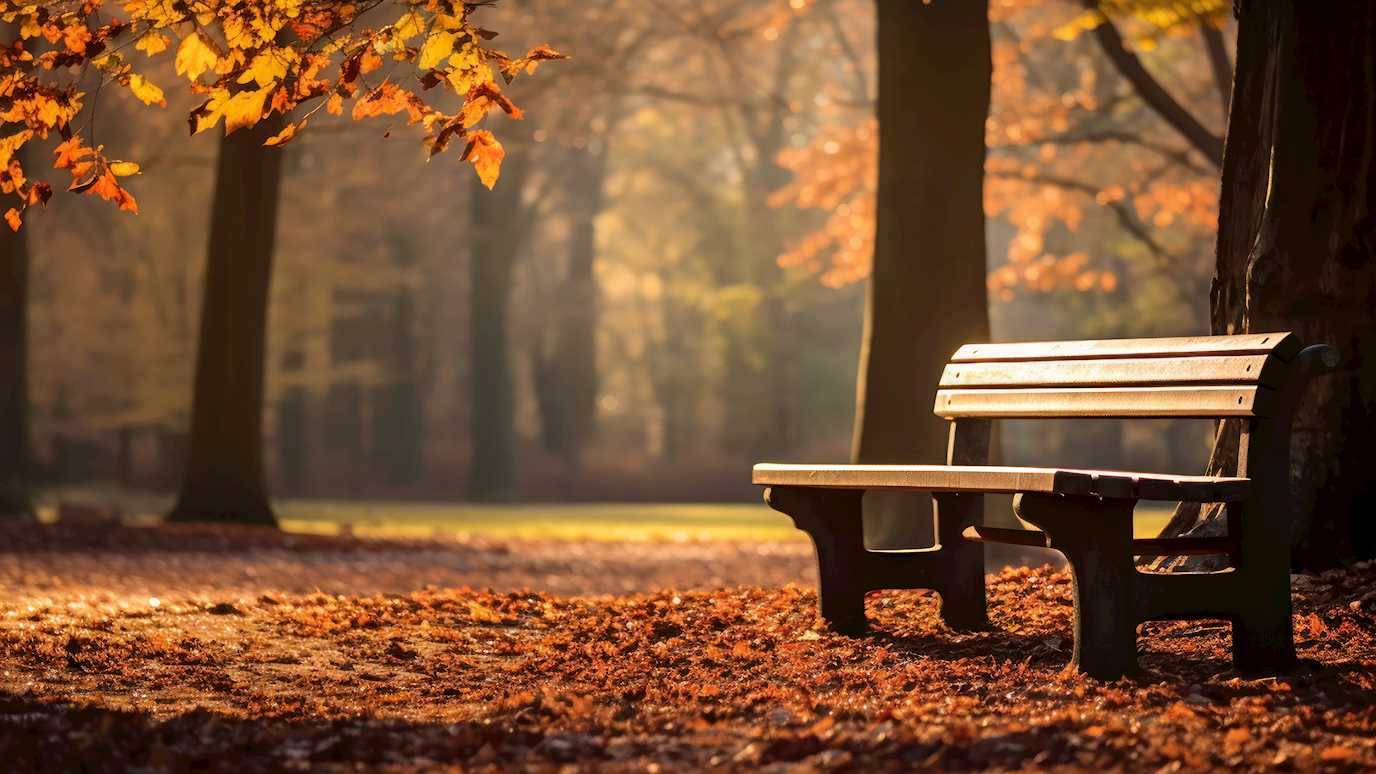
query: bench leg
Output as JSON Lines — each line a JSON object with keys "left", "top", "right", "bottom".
{"left": 933, "top": 492, "right": 989, "bottom": 630}
{"left": 1233, "top": 601, "right": 1297, "bottom": 674}
{"left": 764, "top": 486, "right": 869, "bottom": 635}
{"left": 1016, "top": 493, "right": 1138, "bottom": 680}
{"left": 1232, "top": 572, "right": 1297, "bottom": 673}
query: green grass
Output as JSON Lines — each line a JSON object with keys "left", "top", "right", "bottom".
{"left": 37, "top": 489, "right": 1176, "bottom": 542}
{"left": 278, "top": 501, "right": 797, "bottom": 541}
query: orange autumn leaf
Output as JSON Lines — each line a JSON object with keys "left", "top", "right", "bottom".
{"left": 263, "top": 120, "right": 307, "bottom": 148}
{"left": 461, "top": 130, "right": 505, "bottom": 190}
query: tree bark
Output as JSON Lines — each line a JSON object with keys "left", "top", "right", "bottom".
{"left": 1159, "top": 0, "right": 1376, "bottom": 571}
{"left": 167, "top": 116, "right": 286, "bottom": 526}
{"left": 467, "top": 157, "right": 530, "bottom": 500}
{"left": 0, "top": 197, "right": 32, "bottom": 521}
{"left": 856, "top": 0, "right": 992, "bottom": 547}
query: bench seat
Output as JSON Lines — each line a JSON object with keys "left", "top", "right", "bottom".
{"left": 752, "top": 463, "right": 1250, "bottom": 502}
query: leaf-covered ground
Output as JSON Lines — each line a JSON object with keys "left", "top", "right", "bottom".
{"left": 3, "top": 524, "right": 1376, "bottom": 771}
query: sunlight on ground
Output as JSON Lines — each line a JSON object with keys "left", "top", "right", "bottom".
{"left": 36, "top": 492, "right": 1175, "bottom": 542}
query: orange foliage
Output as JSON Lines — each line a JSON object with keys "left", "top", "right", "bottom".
{"left": 0, "top": 0, "right": 565, "bottom": 229}
{"left": 774, "top": 0, "right": 1227, "bottom": 299}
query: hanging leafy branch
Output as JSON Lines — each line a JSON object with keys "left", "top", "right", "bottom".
{"left": 0, "top": 0, "right": 565, "bottom": 229}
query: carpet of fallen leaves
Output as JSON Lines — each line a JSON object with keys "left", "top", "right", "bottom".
{"left": 3, "top": 524, "right": 1376, "bottom": 771}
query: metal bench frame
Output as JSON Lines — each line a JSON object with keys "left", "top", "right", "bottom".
{"left": 755, "top": 332, "right": 1337, "bottom": 679}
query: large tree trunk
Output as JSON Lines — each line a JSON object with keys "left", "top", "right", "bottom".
{"left": 0, "top": 200, "right": 32, "bottom": 521}
{"left": 167, "top": 117, "right": 286, "bottom": 526}
{"left": 856, "top": 0, "right": 992, "bottom": 547}
{"left": 1159, "top": 0, "right": 1376, "bottom": 571}
{"left": 466, "top": 158, "right": 530, "bottom": 500}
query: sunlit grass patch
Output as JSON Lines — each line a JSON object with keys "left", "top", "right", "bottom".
{"left": 37, "top": 489, "right": 1175, "bottom": 542}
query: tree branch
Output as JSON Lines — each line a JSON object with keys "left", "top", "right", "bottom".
{"left": 1083, "top": 0, "right": 1224, "bottom": 167}
{"left": 986, "top": 169, "right": 1198, "bottom": 310}
{"left": 1201, "top": 22, "right": 1233, "bottom": 122}
{"left": 1003, "top": 128, "right": 1213, "bottom": 176}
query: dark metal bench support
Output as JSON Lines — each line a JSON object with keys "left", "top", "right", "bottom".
{"left": 765, "top": 485, "right": 987, "bottom": 635}
{"left": 1016, "top": 493, "right": 1138, "bottom": 680}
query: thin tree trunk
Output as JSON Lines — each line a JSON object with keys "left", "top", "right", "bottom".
{"left": 0, "top": 201, "right": 32, "bottom": 521}
{"left": 1159, "top": 0, "right": 1376, "bottom": 571}
{"left": 371, "top": 236, "right": 424, "bottom": 485}
{"left": 547, "top": 145, "right": 606, "bottom": 472}
{"left": 276, "top": 351, "right": 309, "bottom": 492}
{"left": 856, "top": 0, "right": 992, "bottom": 548}
{"left": 467, "top": 158, "right": 529, "bottom": 500}
{"left": 167, "top": 116, "right": 286, "bottom": 526}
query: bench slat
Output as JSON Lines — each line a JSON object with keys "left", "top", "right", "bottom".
{"left": 939, "top": 354, "right": 1279, "bottom": 389}
{"left": 949, "top": 332, "right": 1299, "bottom": 364}
{"left": 934, "top": 385, "right": 1274, "bottom": 418}
{"left": 752, "top": 463, "right": 1250, "bottom": 502}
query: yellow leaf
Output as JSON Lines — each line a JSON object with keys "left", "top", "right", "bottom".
{"left": 190, "top": 90, "right": 230, "bottom": 135}
{"left": 392, "top": 10, "right": 425, "bottom": 42}
{"left": 223, "top": 87, "right": 271, "bottom": 135}
{"left": 0, "top": 130, "right": 33, "bottom": 167}
{"left": 434, "top": 13, "right": 465, "bottom": 32}
{"left": 175, "top": 32, "right": 220, "bottom": 82}
{"left": 263, "top": 119, "right": 306, "bottom": 147}
{"left": 462, "top": 130, "right": 504, "bottom": 190}
{"left": 238, "top": 49, "right": 294, "bottom": 88}
{"left": 108, "top": 161, "right": 141, "bottom": 177}
{"left": 4, "top": 208, "right": 21, "bottom": 231}
{"left": 326, "top": 93, "right": 344, "bottom": 116}
{"left": 418, "top": 29, "right": 457, "bottom": 70}
{"left": 135, "top": 32, "right": 169, "bottom": 56}
{"left": 126, "top": 74, "right": 166, "bottom": 107}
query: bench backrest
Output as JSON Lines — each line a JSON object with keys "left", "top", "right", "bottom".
{"left": 933, "top": 332, "right": 1303, "bottom": 420}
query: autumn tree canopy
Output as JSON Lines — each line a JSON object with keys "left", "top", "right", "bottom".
{"left": 0, "top": 0, "right": 563, "bottom": 229}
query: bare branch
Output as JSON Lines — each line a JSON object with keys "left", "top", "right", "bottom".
{"left": 1083, "top": 0, "right": 1224, "bottom": 167}
{"left": 1003, "top": 128, "right": 1214, "bottom": 176}
{"left": 1201, "top": 23, "right": 1233, "bottom": 122}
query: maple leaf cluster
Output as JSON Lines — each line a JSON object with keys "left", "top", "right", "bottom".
{"left": 0, "top": 0, "right": 565, "bottom": 229}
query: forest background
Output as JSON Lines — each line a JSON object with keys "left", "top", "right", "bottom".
{"left": 24, "top": 0, "right": 1228, "bottom": 512}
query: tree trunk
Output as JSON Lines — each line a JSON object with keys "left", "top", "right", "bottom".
{"left": 276, "top": 351, "right": 308, "bottom": 492}
{"left": 167, "top": 117, "right": 286, "bottom": 526}
{"left": 467, "top": 158, "right": 529, "bottom": 500}
{"left": 371, "top": 240, "right": 424, "bottom": 485}
{"left": 1159, "top": 0, "right": 1376, "bottom": 571}
{"left": 0, "top": 202, "right": 32, "bottom": 521}
{"left": 856, "top": 0, "right": 992, "bottom": 548}
{"left": 547, "top": 145, "right": 606, "bottom": 472}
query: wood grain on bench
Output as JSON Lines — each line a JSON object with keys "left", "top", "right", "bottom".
{"left": 752, "top": 463, "right": 1250, "bottom": 501}
{"left": 934, "top": 384, "right": 1276, "bottom": 418}
{"left": 948, "top": 331, "right": 1300, "bottom": 363}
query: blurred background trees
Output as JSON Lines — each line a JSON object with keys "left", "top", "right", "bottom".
{"left": 23, "top": 0, "right": 1236, "bottom": 505}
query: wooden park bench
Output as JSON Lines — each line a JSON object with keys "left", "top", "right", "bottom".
{"left": 754, "top": 332, "right": 1337, "bottom": 679}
